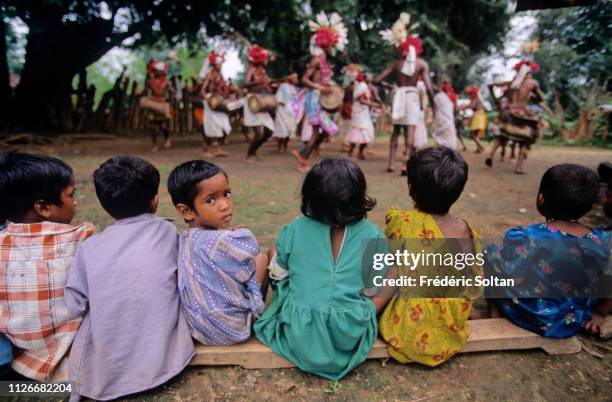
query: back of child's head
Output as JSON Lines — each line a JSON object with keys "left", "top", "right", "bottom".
{"left": 301, "top": 157, "right": 375, "bottom": 226}
{"left": 93, "top": 156, "right": 160, "bottom": 220}
{"left": 537, "top": 164, "right": 600, "bottom": 221}
{"left": 167, "top": 160, "right": 224, "bottom": 209}
{"left": 406, "top": 146, "right": 468, "bottom": 215}
{"left": 0, "top": 151, "right": 73, "bottom": 222}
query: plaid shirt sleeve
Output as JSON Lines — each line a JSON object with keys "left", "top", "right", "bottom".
{"left": 0, "top": 221, "right": 94, "bottom": 382}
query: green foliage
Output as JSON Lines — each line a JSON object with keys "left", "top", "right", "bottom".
{"left": 533, "top": 2, "right": 611, "bottom": 118}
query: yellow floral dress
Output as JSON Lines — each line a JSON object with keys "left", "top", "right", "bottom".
{"left": 378, "top": 208, "right": 483, "bottom": 366}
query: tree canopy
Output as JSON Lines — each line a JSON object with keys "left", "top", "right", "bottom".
{"left": 0, "top": 0, "right": 515, "bottom": 131}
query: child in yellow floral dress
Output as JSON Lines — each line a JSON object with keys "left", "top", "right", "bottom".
{"left": 374, "top": 146, "right": 483, "bottom": 366}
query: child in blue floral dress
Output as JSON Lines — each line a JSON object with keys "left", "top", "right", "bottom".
{"left": 485, "top": 164, "right": 610, "bottom": 338}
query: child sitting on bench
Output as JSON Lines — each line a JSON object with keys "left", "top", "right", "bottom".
{"left": 255, "top": 157, "right": 383, "bottom": 381}
{"left": 485, "top": 164, "right": 610, "bottom": 338}
{"left": 168, "top": 160, "right": 268, "bottom": 345}
{"left": 64, "top": 157, "right": 194, "bottom": 400}
{"left": 0, "top": 151, "right": 94, "bottom": 382}
{"left": 375, "top": 146, "right": 483, "bottom": 367}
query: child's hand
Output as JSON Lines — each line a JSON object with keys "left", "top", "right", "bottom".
{"left": 582, "top": 312, "right": 606, "bottom": 336}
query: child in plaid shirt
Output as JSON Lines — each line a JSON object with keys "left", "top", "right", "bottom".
{"left": 0, "top": 151, "right": 94, "bottom": 382}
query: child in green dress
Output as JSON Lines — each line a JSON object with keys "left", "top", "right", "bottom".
{"left": 255, "top": 157, "right": 384, "bottom": 380}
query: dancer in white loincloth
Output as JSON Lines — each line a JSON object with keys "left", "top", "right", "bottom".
{"left": 375, "top": 13, "right": 435, "bottom": 173}
{"left": 200, "top": 51, "right": 231, "bottom": 157}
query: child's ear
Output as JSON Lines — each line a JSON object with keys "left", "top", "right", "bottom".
{"left": 175, "top": 204, "right": 196, "bottom": 222}
{"left": 33, "top": 200, "right": 52, "bottom": 220}
{"left": 150, "top": 195, "right": 159, "bottom": 213}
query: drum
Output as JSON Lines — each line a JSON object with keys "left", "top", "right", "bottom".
{"left": 139, "top": 96, "right": 171, "bottom": 117}
{"left": 248, "top": 94, "right": 278, "bottom": 114}
{"left": 320, "top": 86, "right": 344, "bottom": 113}
{"left": 207, "top": 94, "right": 229, "bottom": 112}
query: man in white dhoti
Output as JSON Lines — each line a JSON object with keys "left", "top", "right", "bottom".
{"left": 200, "top": 52, "right": 231, "bottom": 157}
{"left": 273, "top": 73, "right": 300, "bottom": 152}
{"left": 433, "top": 82, "right": 458, "bottom": 149}
{"left": 375, "top": 13, "right": 435, "bottom": 173}
{"left": 243, "top": 45, "right": 277, "bottom": 162}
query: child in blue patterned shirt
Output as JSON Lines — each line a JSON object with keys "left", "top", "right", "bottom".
{"left": 168, "top": 160, "right": 269, "bottom": 345}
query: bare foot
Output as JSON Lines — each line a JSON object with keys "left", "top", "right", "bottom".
{"left": 291, "top": 149, "right": 307, "bottom": 164}
{"left": 514, "top": 168, "right": 526, "bottom": 175}
{"left": 163, "top": 139, "right": 172, "bottom": 149}
{"left": 475, "top": 148, "right": 482, "bottom": 154}
{"left": 213, "top": 149, "right": 228, "bottom": 157}
{"left": 385, "top": 167, "right": 395, "bottom": 173}
{"left": 296, "top": 163, "right": 310, "bottom": 173}
{"left": 582, "top": 313, "right": 606, "bottom": 337}
{"left": 152, "top": 146, "right": 159, "bottom": 152}
{"left": 485, "top": 157, "right": 492, "bottom": 168}
{"left": 202, "top": 150, "right": 214, "bottom": 158}
{"left": 245, "top": 156, "right": 257, "bottom": 164}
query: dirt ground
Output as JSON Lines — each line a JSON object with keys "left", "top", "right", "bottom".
{"left": 10, "top": 132, "right": 612, "bottom": 401}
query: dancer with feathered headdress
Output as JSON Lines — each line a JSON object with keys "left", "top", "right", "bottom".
{"left": 375, "top": 13, "right": 435, "bottom": 173}
{"left": 200, "top": 51, "right": 232, "bottom": 157}
{"left": 292, "top": 11, "right": 348, "bottom": 172}
{"left": 486, "top": 40, "right": 544, "bottom": 174}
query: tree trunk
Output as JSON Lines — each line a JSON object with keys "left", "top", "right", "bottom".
{"left": 0, "top": 19, "right": 11, "bottom": 131}
{"left": 11, "top": 5, "right": 130, "bottom": 132}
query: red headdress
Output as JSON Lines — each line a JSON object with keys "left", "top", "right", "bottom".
{"left": 513, "top": 59, "right": 540, "bottom": 73}
{"left": 464, "top": 85, "right": 480, "bottom": 99}
{"left": 208, "top": 52, "right": 225, "bottom": 66}
{"left": 356, "top": 72, "right": 366, "bottom": 82}
{"left": 399, "top": 36, "right": 423, "bottom": 57}
{"left": 247, "top": 45, "right": 271, "bottom": 65}
{"left": 441, "top": 82, "right": 457, "bottom": 105}
{"left": 147, "top": 59, "right": 168, "bottom": 76}
{"left": 315, "top": 28, "right": 340, "bottom": 50}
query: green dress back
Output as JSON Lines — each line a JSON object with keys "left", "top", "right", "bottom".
{"left": 254, "top": 216, "right": 383, "bottom": 380}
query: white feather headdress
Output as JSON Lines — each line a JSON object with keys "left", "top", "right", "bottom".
{"left": 308, "top": 11, "right": 348, "bottom": 56}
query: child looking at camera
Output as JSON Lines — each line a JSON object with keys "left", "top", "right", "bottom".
{"left": 376, "top": 146, "right": 483, "bottom": 367}
{"left": 64, "top": 156, "right": 194, "bottom": 401}
{"left": 254, "top": 157, "right": 383, "bottom": 381}
{"left": 485, "top": 164, "right": 609, "bottom": 338}
{"left": 168, "top": 160, "right": 268, "bottom": 346}
{"left": 0, "top": 151, "right": 93, "bottom": 382}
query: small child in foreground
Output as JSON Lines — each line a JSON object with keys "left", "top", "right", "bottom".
{"left": 168, "top": 160, "right": 268, "bottom": 345}
{"left": 64, "top": 157, "right": 194, "bottom": 400}
{"left": 254, "top": 157, "right": 383, "bottom": 381}
{"left": 485, "top": 164, "right": 609, "bottom": 338}
{"left": 0, "top": 151, "right": 93, "bottom": 382}
{"left": 375, "top": 146, "right": 483, "bottom": 367}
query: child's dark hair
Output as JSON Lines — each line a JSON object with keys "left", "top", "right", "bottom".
{"left": 301, "top": 157, "right": 376, "bottom": 226}
{"left": 93, "top": 156, "right": 160, "bottom": 220}
{"left": 167, "top": 160, "right": 224, "bottom": 209}
{"left": 0, "top": 151, "right": 73, "bottom": 222}
{"left": 537, "top": 164, "right": 600, "bottom": 221}
{"left": 406, "top": 146, "right": 468, "bottom": 215}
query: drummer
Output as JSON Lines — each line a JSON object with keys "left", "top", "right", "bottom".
{"left": 375, "top": 13, "right": 435, "bottom": 173}
{"left": 144, "top": 59, "right": 175, "bottom": 152}
{"left": 244, "top": 45, "right": 277, "bottom": 162}
{"left": 200, "top": 51, "right": 232, "bottom": 157}
{"left": 292, "top": 11, "right": 348, "bottom": 173}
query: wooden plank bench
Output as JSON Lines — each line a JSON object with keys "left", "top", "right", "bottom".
{"left": 190, "top": 318, "right": 587, "bottom": 369}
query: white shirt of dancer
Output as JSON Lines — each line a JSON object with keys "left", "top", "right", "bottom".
{"left": 273, "top": 83, "right": 298, "bottom": 139}
{"left": 346, "top": 82, "right": 374, "bottom": 144}
{"left": 433, "top": 91, "right": 457, "bottom": 149}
